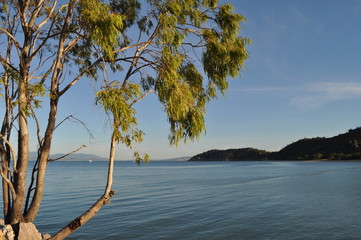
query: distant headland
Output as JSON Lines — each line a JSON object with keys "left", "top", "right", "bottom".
{"left": 189, "top": 127, "right": 361, "bottom": 161}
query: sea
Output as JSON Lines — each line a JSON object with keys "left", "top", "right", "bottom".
{"left": 6, "top": 161, "right": 361, "bottom": 239}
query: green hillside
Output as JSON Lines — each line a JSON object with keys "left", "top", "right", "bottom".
{"left": 190, "top": 148, "right": 270, "bottom": 161}
{"left": 274, "top": 127, "right": 361, "bottom": 160}
{"left": 189, "top": 127, "right": 361, "bottom": 161}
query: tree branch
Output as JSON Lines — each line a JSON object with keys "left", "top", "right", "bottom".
{"left": 35, "top": 0, "right": 58, "bottom": 31}
{"left": 29, "top": 20, "right": 56, "bottom": 61}
{"left": 58, "top": 59, "right": 101, "bottom": 96}
{"left": 0, "top": 169, "right": 16, "bottom": 200}
{"left": 130, "top": 60, "right": 160, "bottom": 76}
{"left": 49, "top": 132, "right": 117, "bottom": 240}
{"left": 0, "top": 134, "right": 17, "bottom": 172}
{"left": 0, "top": 27, "right": 21, "bottom": 50}
{"left": 54, "top": 115, "right": 95, "bottom": 140}
{"left": 48, "top": 145, "right": 87, "bottom": 162}
{"left": 0, "top": 55, "right": 19, "bottom": 73}
{"left": 130, "top": 90, "right": 154, "bottom": 107}
{"left": 121, "top": 24, "right": 161, "bottom": 89}
{"left": 30, "top": 108, "right": 42, "bottom": 146}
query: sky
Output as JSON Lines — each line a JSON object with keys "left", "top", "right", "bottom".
{"left": 35, "top": 0, "right": 361, "bottom": 160}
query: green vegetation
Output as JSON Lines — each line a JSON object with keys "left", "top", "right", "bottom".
{"left": 190, "top": 148, "right": 270, "bottom": 161}
{"left": 190, "top": 127, "right": 361, "bottom": 161}
{"left": 276, "top": 127, "right": 361, "bottom": 160}
{"left": 0, "top": 0, "right": 249, "bottom": 238}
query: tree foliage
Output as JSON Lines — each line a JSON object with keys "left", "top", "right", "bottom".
{"left": 0, "top": 0, "right": 249, "bottom": 238}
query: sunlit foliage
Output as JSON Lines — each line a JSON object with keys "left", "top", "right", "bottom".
{"left": 0, "top": 0, "right": 249, "bottom": 231}
{"left": 86, "top": 0, "right": 251, "bottom": 148}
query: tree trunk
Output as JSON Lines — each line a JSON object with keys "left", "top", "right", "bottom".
{"left": 23, "top": 1, "right": 75, "bottom": 222}
{"left": 24, "top": 99, "right": 58, "bottom": 222}
{"left": 11, "top": 80, "right": 29, "bottom": 224}
{"left": 1, "top": 152, "right": 10, "bottom": 223}
{"left": 1, "top": 81, "right": 11, "bottom": 224}
{"left": 1, "top": 36, "right": 14, "bottom": 224}
{"left": 49, "top": 133, "right": 117, "bottom": 240}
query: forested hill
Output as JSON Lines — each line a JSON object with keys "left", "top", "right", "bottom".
{"left": 275, "top": 127, "right": 361, "bottom": 160}
{"left": 189, "top": 148, "right": 271, "bottom": 161}
{"left": 189, "top": 127, "right": 361, "bottom": 161}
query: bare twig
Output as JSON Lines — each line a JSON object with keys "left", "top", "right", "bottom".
{"left": 54, "top": 115, "right": 95, "bottom": 140}
{"left": 30, "top": 108, "right": 42, "bottom": 146}
{"left": 130, "top": 90, "right": 154, "bottom": 107}
{"left": 48, "top": 145, "right": 87, "bottom": 162}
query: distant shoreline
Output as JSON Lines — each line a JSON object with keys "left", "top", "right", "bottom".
{"left": 188, "top": 127, "right": 361, "bottom": 162}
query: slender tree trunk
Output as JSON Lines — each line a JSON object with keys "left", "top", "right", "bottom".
{"left": 24, "top": 99, "right": 58, "bottom": 222}
{"left": 9, "top": 1, "right": 35, "bottom": 222}
{"left": 49, "top": 132, "right": 117, "bottom": 240}
{"left": 1, "top": 81, "right": 11, "bottom": 223}
{"left": 11, "top": 80, "right": 29, "bottom": 224}
{"left": 1, "top": 36, "right": 14, "bottom": 224}
{"left": 24, "top": 0, "right": 75, "bottom": 222}
{"left": 1, "top": 152, "right": 10, "bottom": 223}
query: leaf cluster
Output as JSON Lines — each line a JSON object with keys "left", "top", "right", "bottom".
{"left": 143, "top": 0, "right": 250, "bottom": 144}
{"left": 0, "top": 0, "right": 250, "bottom": 163}
{"left": 95, "top": 82, "right": 142, "bottom": 145}
{"left": 67, "top": 0, "right": 250, "bottom": 149}
{"left": 78, "top": 0, "right": 124, "bottom": 60}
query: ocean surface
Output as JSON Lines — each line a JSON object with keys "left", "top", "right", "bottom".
{"left": 6, "top": 161, "right": 361, "bottom": 239}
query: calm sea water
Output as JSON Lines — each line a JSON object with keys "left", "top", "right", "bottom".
{"left": 8, "top": 161, "right": 361, "bottom": 239}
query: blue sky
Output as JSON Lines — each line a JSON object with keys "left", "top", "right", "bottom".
{"left": 43, "top": 0, "right": 361, "bottom": 160}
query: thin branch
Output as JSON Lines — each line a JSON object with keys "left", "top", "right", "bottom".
{"left": 54, "top": 115, "right": 95, "bottom": 140}
{"left": 130, "top": 90, "right": 154, "bottom": 107}
{"left": 29, "top": 58, "right": 51, "bottom": 79}
{"left": 48, "top": 145, "right": 87, "bottom": 162}
{"left": 0, "top": 55, "right": 19, "bottom": 73}
{"left": 0, "top": 27, "right": 21, "bottom": 50}
{"left": 59, "top": 40, "right": 158, "bottom": 97}
{"left": 38, "top": 56, "right": 57, "bottom": 85}
{"left": 0, "top": 155, "right": 13, "bottom": 178}
{"left": 58, "top": 59, "right": 101, "bottom": 96}
{"left": 113, "top": 41, "right": 160, "bottom": 54}
{"left": 0, "top": 134, "right": 17, "bottom": 172}
{"left": 29, "top": 20, "right": 56, "bottom": 60}
{"left": 0, "top": 170, "right": 16, "bottom": 199}
{"left": 130, "top": 60, "right": 160, "bottom": 76}
{"left": 19, "top": 0, "right": 31, "bottom": 28}
{"left": 28, "top": 0, "right": 45, "bottom": 29}
{"left": 121, "top": 24, "right": 161, "bottom": 89}
{"left": 182, "top": 42, "right": 205, "bottom": 48}
{"left": 24, "top": 158, "right": 39, "bottom": 213}
{"left": 63, "top": 35, "right": 81, "bottom": 54}
{"left": 35, "top": 0, "right": 58, "bottom": 30}
{"left": 30, "top": 108, "right": 42, "bottom": 146}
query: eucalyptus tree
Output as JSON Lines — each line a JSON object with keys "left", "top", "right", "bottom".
{"left": 0, "top": 0, "right": 249, "bottom": 238}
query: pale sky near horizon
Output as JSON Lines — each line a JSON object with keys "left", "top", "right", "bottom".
{"left": 37, "top": 0, "right": 361, "bottom": 160}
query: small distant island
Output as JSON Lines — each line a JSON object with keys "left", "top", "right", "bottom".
{"left": 189, "top": 127, "right": 361, "bottom": 161}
